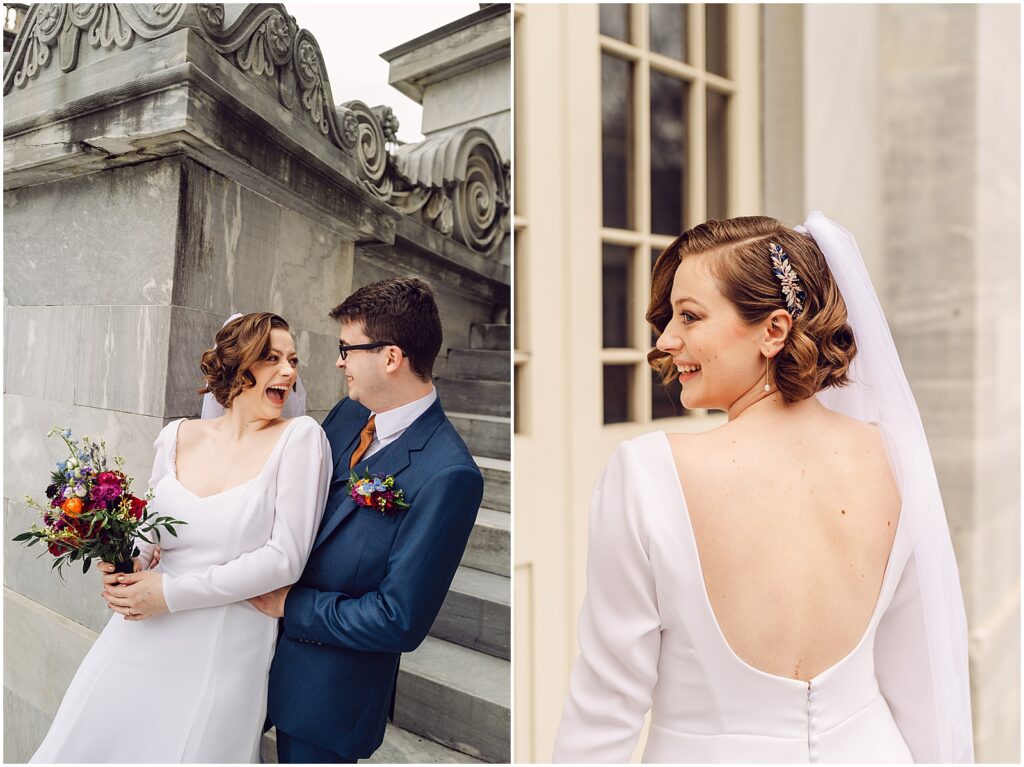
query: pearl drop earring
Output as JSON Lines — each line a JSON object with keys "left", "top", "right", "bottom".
{"left": 764, "top": 355, "right": 771, "bottom": 393}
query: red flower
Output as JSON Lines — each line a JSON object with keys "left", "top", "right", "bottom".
{"left": 129, "top": 496, "right": 147, "bottom": 520}
{"left": 47, "top": 541, "right": 71, "bottom": 557}
{"left": 95, "top": 471, "right": 121, "bottom": 486}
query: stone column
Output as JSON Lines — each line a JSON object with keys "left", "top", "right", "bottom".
{"left": 880, "top": 5, "right": 1021, "bottom": 761}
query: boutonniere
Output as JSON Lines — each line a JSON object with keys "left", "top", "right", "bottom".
{"left": 347, "top": 470, "right": 410, "bottom": 515}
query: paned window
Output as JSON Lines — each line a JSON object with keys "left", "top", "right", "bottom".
{"left": 599, "top": 3, "right": 738, "bottom": 425}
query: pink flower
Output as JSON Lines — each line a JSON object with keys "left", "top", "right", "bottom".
{"left": 90, "top": 483, "right": 122, "bottom": 503}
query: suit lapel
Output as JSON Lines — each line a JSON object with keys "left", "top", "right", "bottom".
{"left": 314, "top": 437, "right": 411, "bottom": 549}
{"left": 314, "top": 398, "right": 447, "bottom": 550}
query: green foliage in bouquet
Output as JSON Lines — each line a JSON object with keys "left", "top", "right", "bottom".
{"left": 12, "top": 427, "right": 186, "bottom": 580}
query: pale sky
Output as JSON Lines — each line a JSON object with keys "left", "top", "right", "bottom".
{"left": 287, "top": 2, "right": 479, "bottom": 144}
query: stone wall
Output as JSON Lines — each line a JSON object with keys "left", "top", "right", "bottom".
{"left": 2, "top": 154, "right": 356, "bottom": 761}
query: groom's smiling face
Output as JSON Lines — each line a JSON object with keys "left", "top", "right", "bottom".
{"left": 337, "top": 320, "right": 388, "bottom": 408}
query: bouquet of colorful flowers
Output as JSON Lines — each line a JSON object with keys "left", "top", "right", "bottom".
{"left": 347, "top": 470, "right": 410, "bottom": 515}
{"left": 12, "top": 427, "right": 186, "bottom": 579}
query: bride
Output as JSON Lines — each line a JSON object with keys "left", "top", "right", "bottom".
{"left": 31, "top": 312, "right": 332, "bottom": 763}
{"left": 553, "top": 213, "right": 973, "bottom": 763}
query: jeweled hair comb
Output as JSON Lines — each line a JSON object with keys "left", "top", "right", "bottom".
{"left": 769, "top": 242, "right": 806, "bottom": 318}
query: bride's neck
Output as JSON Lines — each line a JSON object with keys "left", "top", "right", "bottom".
{"left": 218, "top": 402, "right": 279, "bottom": 441}
{"left": 727, "top": 389, "right": 822, "bottom": 423}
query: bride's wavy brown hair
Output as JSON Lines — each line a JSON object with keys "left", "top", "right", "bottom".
{"left": 647, "top": 216, "right": 856, "bottom": 404}
{"left": 197, "top": 313, "right": 295, "bottom": 408}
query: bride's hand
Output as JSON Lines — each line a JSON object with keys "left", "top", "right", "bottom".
{"left": 97, "top": 547, "right": 162, "bottom": 589}
{"left": 248, "top": 585, "right": 291, "bottom": 618}
{"left": 102, "top": 571, "right": 168, "bottom": 621}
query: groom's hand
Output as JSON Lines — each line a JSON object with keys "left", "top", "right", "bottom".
{"left": 102, "top": 571, "right": 168, "bottom": 621}
{"left": 248, "top": 585, "right": 291, "bottom": 618}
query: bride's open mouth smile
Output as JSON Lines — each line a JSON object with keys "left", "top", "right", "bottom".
{"left": 265, "top": 385, "right": 289, "bottom": 406}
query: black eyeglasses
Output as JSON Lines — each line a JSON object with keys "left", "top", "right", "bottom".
{"left": 337, "top": 341, "right": 404, "bottom": 360}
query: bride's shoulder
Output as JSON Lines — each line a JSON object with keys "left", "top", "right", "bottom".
{"left": 602, "top": 431, "right": 679, "bottom": 479}
{"left": 282, "top": 415, "right": 328, "bottom": 447}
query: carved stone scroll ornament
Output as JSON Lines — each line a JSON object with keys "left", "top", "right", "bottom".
{"left": 390, "top": 187, "right": 455, "bottom": 237}
{"left": 392, "top": 128, "right": 509, "bottom": 256}
{"left": 337, "top": 101, "right": 396, "bottom": 202}
{"left": 4, "top": 3, "right": 186, "bottom": 93}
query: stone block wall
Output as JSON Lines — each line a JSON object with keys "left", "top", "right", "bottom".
{"left": 3, "top": 155, "right": 356, "bottom": 762}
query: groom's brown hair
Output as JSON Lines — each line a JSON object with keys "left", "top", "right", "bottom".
{"left": 329, "top": 277, "right": 443, "bottom": 382}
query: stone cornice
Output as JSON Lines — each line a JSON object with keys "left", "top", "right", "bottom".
{"left": 3, "top": 3, "right": 509, "bottom": 256}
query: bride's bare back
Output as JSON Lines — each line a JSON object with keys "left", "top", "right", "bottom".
{"left": 668, "top": 403, "right": 900, "bottom": 682}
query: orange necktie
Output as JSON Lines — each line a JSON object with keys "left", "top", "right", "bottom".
{"left": 349, "top": 415, "right": 377, "bottom": 468}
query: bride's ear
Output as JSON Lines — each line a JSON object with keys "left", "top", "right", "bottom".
{"left": 763, "top": 309, "right": 792, "bottom": 357}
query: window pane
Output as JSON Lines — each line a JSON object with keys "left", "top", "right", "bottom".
{"left": 706, "top": 89, "right": 729, "bottom": 220}
{"left": 599, "top": 3, "right": 630, "bottom": 42}
{"left": 652, "top": 369, "right": 685, "bottom": 419}
{"left": 705, "top": 3, "right": 729, "bottom": 77}
{"left": 649, "top": 4, "right": 687, "bottom": 62}
{"left": 650, "top": 71, "right": 688, "bottom": 235}
{"left": 602, "top": 244, "right": 632, "bottom": 348}
{"left": 603, "top": 365, "right": 633, "bottom": 424}
{"left": 602, "top": 54, "right": 633, "bottom": 230}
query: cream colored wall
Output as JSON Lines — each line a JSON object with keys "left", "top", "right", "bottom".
{"left": 969, "top": 5, "right": 1020, "bottom": 760}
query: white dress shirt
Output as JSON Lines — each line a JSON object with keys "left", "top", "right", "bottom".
{"left": 363, "top": 388, "right": 437, "bottom": 460}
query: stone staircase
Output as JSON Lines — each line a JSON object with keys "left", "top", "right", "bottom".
{"left": 380, "top": 322, "right": 512, "bottom": 763}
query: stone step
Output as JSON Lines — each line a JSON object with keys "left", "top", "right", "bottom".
{"left": 469, "top": 323, "right": 510, "bottom": 351}
{"left": 476, "top": 456, "right": 510, "bottom": 512}
{"left": 261, "top": 722, "right": 481, "bottom": 763}
{"left": 431, "top": 566, "right": 510, "bottom": 661}
{"left": 446, "top": 348, "right": 510, "bottom": 382}
{"left": 366, "top": 723, "right": 482, "bottom": 764}
{"left": 464, "top": 507, "right": 509, "bottom": 577}
{"left": 436, "top": 377, "right": 510, "bottom": 418}
{"left": 450, "top": 413, "right": 510, "bottom": 460}
{"left": 395, "top": 636, "right": 510, "bottom": 763}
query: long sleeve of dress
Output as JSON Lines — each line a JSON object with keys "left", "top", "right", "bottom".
{"left": 874, "top": 547, "right": 975, "bottom": 763}
{"left": 553, "top": 441, "right": 663, "bottom": 763}
{"left": 161, "top": 417, "right": 332, "bottom": 613}
{"left": 135, "top": 421, "right": 178, "bottom": 570}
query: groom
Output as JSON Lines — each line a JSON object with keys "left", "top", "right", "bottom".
{"left": 249, "top": 277, "right": 484, "bottom": 763}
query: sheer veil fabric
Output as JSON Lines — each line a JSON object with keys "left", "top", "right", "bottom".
{"left": 200, "top": 313, "right": 308, "bottom": 420}
{"left": 802, "top": 212, "right": 973, "bottom": 762}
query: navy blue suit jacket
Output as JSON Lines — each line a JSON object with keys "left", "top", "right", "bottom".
{"left": 266, "top": 396, "right": 483, "bottom": 758}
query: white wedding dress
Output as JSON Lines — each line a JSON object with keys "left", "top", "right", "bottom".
{"left": 554, "top": 432, "right": 917, "bottom": 763}
{"left": 31, "top": 415, "right": 332, "bottom": 764}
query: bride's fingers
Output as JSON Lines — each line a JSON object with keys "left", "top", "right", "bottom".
{"left": 102, "top": 591, "right": 131, "bottom": 609}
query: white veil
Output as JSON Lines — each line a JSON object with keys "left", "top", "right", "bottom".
{"left": 200, "top": 312, "right": 308, "bottom": 420}
{"left": 799, "top": 212, "right": 974, "bottom": 762}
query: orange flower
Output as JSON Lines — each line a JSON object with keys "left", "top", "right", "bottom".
{"left": 62, "top": 497, "right": 84, "bottom": 517}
